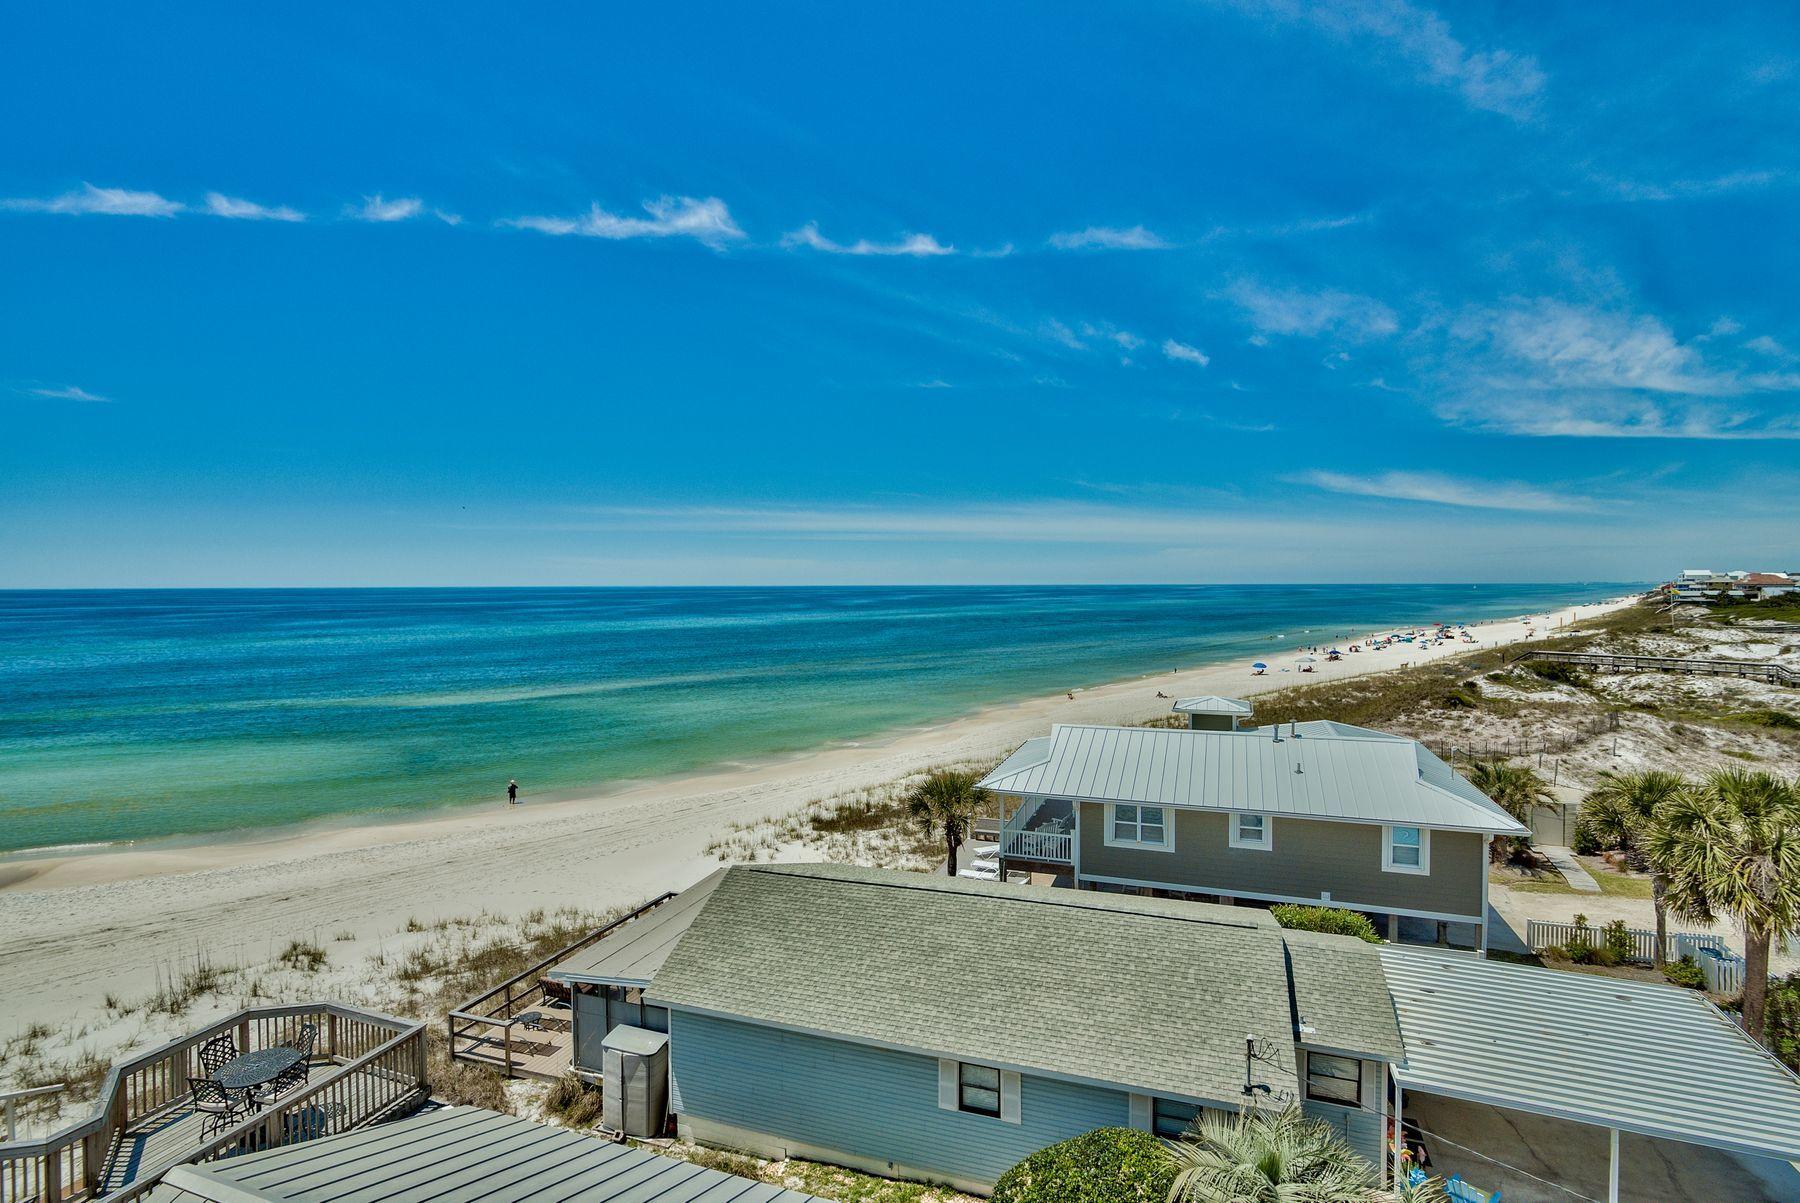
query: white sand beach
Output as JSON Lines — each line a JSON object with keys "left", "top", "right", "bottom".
{"left": 0, "top": 597, "right": 1632, "bottom": 1042}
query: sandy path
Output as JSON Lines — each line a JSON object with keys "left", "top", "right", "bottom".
{"left": 0, "top": 596, "right": 1632, "bottom": 1034}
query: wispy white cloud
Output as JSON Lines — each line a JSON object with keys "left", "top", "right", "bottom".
{"left": 1434, "top": 298, "right": 1800, "bottom": 439}
{"left": 503, "top": 195, "right": 745, "bottom": 247}
{"left": 1080, "top": 322, "right": 1143, "bottom": 352}
{"left": 1228, "top": 280, "right": 1399, "bottom": 341}
{"left": 203, "top": 192, "right": 305, "bottom": 222}
{"left": 1214, "top": 0, "right": 1544, "bottom": 119}
{"left": 1293, "top": 469, "right": 1590, "bottom": 512}
{"left": 1163, "top": 339, "right": 1211, "bottom": 367}
{"left": 3, "top": 183, "right": 182, "bottom": 218}
{"left": 1597, "top": 169, "right": 1786, "bottom": 204}
{"left": 352, "top": 195, "right": 425, "bottom": 223}
{"left": 781, "top": 223, "right": 954, "bottom": 257}
{"left": 1041, "top": 319, "right": 1087, "bottom": 351}
{"left": 1048, "top": 225, "right": 1169, "bottom": 251}
{"left": 26, "top": 384, "right": 111, "bottom": 402}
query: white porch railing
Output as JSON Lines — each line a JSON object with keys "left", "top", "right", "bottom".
{"left": 1001, "top": 827, "right": 1072, "bottom": 862}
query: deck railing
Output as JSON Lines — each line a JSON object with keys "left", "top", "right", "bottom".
{"left": 1001, "top": 827, "right": 1073, "bottom": 863}
{"left": 0, "top": 1002, "right": 423, "bottom": 1203}
{"left": 1513, "top": 648, "right": 1797, "bottom": 687}
{"left": 446, "top": 893, "right": 676, "bottom": 1078}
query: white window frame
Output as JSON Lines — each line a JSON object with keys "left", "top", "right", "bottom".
{"left": 1381, "top": 825, "right": 1430, "bottom": 875}
{"left": 938, "top": 1059, "right": 1021, "bottom": 1124}
{"left": 1104, "top": 803, "right": 1173, "bottom": 852}
{"left": 1228, "top": 812, "right": 1272, "bottom": 851}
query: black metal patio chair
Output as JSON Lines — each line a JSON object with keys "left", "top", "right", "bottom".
{"left": 189, "top": 1076, "right": 247, "bottom": 1138}
{"left": 197, "top": 1035, "right": 238, "bottom": 1076}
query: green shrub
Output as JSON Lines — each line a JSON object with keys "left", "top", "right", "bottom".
{"left": 1269, "top": 904, "right": 1382, "bottom": 943}
{"left": 1601, "top": 920, "right": 1635, "bottom": 966}
{"left": 1766, "top": 973, "right": 1800, "bottom": 1073}
{"left": 992, "top": 1128, "right": 1175, "bottom": 1203}
{"left": 1570, "top": 819, "right": 1603, "bottom": 856}
{"left": 1528, "top": 660, "right": 1587, "bottom": 686}
{"left": 1662, "top": 956, "right": 1706, "bottom": 989}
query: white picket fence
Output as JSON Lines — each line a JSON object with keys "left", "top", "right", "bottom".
{"left": 1674, "top": 933, "right": 1747, "bottom": 995}
{"left": 1525, "top": 918, "right": 1729, "bottom": 967}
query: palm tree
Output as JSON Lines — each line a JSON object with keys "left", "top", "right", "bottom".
{"left": 1579, "top": 770, "right": 1688, "bottom": 968}
{"left": 1647, "top": 769, "right": 1800, "bottom": 1042}
{"left": 1165, "top": 1104, "right": 1439, "bottom": 1203}
{"left": 905, "top": 768, "right": 980, "bottom": 876}
{"left": 1465, "top": 760, "right": 1553, "bottom": 861}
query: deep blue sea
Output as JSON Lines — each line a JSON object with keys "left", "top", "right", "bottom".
{"left": 0, "top": 585, "right": 1635, "bottom": 856}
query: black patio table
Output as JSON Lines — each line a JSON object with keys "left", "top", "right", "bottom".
{"left": 213, "top": 1047, "right": 304, "bottom": 1093}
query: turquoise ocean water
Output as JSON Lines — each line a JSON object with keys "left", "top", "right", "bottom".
{"left": 0, "top": 585, "right": 1636, "bottom": 856}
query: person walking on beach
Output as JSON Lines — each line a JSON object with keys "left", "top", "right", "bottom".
{"left": 507, "top": 779, "right": 519, "bottom": 805}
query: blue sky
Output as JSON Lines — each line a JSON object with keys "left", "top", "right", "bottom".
{"left": 3, "top": 2, "right": 1797, "bottom": 586}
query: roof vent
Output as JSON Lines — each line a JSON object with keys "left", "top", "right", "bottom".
{"left": 1292, "top": 721, "right": 1302, "bottom": 739}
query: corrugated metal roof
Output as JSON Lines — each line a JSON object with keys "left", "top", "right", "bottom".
{"left": 548, "top": 869, "right": 727, "bottom": 987}
{"left": 1382, "top": 945, "right": 1800, "bottom": 1162}
{"left": 146, "top": 1106, "right": 819, "bottom": 1203}
{"left": 647, "top": 863, "right": 1328, "bottom": 1104}
{"left": 977, "top": 724, "right": 1525, "bottom": 834}
{"left": 1172, "top": 695, "right": 1255, "bottom": 715}
{"left": 985, "top": 735, "right": 1052, "bottom": 783}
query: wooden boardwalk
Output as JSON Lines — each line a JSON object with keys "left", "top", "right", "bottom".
{"left": 1514, "top": 648, "right": 1797, "bottom": 687}
{"left": 450, "top": 1022, "right": 574, "bottom": 1081}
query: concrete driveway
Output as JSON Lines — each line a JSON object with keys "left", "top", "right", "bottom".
{"left": 1405, "top": 1092, "right": 1800, "bottom": 1202}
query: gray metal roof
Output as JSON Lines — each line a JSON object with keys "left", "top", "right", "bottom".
{"left": 548, "top": 870, "right": 727, "bottom": 987}
{"left": 648, "top": 863, "right": 1309, "bottom": 1105}
{"left": 1172, "top": 695, "right": 1255, "bottom": 715}
{"left": 1382, "top": 945, "right": 1800, "bottom": 1162}
{"left": 977, "top": 724, "right": 1525, "bottom": 834}
{"left": 985, "top": 735, "right": 1052, "bottom": 782}
{"left": 1283, "top": 929, "right": 1403, "bottom": 1062}
{"left": 146, "top": 1106, "right": 819, "bottom": 1203}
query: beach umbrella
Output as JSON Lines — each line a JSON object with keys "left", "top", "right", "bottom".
{"left": 1252, "top": 661, "right": 1267, "bottom": 669}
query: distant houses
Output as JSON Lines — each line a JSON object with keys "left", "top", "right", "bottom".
{"left": 975, "top": 700, "right": 1527, "bottom": 953}
{"left": 1666, "top": 568, "right": 1798, "bottom": 603}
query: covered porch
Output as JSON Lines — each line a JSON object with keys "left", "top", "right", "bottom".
{"left": 1381, "top": 945, "right": 1800, "bottom": 1203}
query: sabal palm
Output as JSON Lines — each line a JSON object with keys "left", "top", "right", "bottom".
{"left": 1466, "top": 760, "right": 1552, "bottom": 860}
{"left": 905, "top": 768, "right": 980, "bottom": 876}
{"left": 1165, "top": 1105, "right": 1429, "bottom": 1203}
{"left": 1647, "top": 769, "right": 1800, "bottom": 1041}
{"left": 1580, "top": 770, "right": 1688, "bottom": 967}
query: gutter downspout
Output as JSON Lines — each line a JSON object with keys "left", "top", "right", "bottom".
{"left": 1608, "top": 1127, "right": 1620, "bottom": 1203}
{"left": 1391, "top": 1073, "right": 1405, "bottom": 1188}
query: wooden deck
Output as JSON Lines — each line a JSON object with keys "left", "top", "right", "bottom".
{"left": 449, "top": 1017, "right": 574, "bottom": 1082}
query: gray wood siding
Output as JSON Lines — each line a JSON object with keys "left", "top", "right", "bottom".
{"left": 669, "top": 1009, "right": 1131, "bottom": 1189}
{"left": 1076, "top": 803, "right": 1483, "bottom": 919}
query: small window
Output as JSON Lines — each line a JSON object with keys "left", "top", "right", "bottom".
{"left": 1229, "top": 813, "right": 1271, "bottom": 850}
{"left": 958, "top": 1063, "right": 1001, "bottom": 1117}
{"left": 1383, "top": 825, "right": 1430, "bottom": 874}
{"left": 1305, "top": 1053, "right": 1362, "bottom": 1106}
{"left": 1107, "top": 804, "right": 1171, "bottom": 850}
{"left": 1152, "top": 1098, "right": 1200, "bottom": 1138}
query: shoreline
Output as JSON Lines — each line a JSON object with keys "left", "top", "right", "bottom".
{"left": 0, "top": 593, "right": 1634, "bottom": 1035}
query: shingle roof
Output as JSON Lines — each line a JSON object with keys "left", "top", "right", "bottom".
{"left": 1282, "top": 929, "right": 1403, "bottom": 1061}
{"left": 146, "top": 1106, "right": 820, "bottom": 1203}
{"left": 549, "top": 869, "right": 727, "bottom": 987}
{"left": 1382, "top": 945, "right": 1800, "bottom": 1162}
{"left": 976, "top": 724, "right": 1525, "bottom": 834}
{"left": 648, "top": 863, "right": 1395, "bottom": 1105}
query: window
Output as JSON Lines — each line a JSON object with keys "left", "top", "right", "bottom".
{"left": 958, "top": 1063, "right": 1001, "bottom": 1117}
{"left": 1106, "top": 803, "right": 1172, "bottom": 850}
{"left": 1229, "top": 813, "right": 1271, "bottom": 850}
{"left": 1305, "top": 1053, "right": 1362, "bottom": 1106}
{"left": 1153, "top": 1098, "right": 1200, "bottom": 1138}
{"left": 1382, "top": 825, "right": 1430, "bottom": 874}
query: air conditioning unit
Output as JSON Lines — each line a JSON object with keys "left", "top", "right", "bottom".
{"left": 601, "top": 1025, "right": 670, "bottom": 1138}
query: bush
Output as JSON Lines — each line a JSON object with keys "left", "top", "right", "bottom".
{"left": 543, "top": 1073, "right": 605, "bottom": 1128}
{"left": 1600, "top": 919, "right": 1635, "bottom": 966}
{"left": 1558, "top": 913, "right": 1622, "bottom": 967}
{"left": 1270, "top": 904, "right": 1382, "bottom": 944}
{"left": 992, "top": 1128, "right": 1175, "bottom": 1203}
{"left": 1766, "top": 973, "right": 1800, "bottom": 1073}
{"left": 1570, "top": 819, "right": 1603, "bottom": 856}
{"left": 1662, "top": 956, "right": 1706, "bottom": 989}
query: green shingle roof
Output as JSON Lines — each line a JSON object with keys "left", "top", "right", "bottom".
{"left": 648, "top": 863, "right": 1400, "bottom": 1106}
{"left": 1281, "top": 929, "right": 1404, "bottom": 1061}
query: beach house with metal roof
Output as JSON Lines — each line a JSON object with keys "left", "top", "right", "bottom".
{"left": 639, "top": 862, "right": 1403, "bottom": 1193}
{"left": 978, "top": 709, "right": 1526, "bottom": 951}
